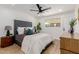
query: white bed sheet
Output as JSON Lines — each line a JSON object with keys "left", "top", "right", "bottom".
{"left": 21, "top": 33, "right": 53, "bottom": 54}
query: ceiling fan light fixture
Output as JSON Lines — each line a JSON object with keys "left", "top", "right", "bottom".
{"left": 37, "top": 11, "right": 47, "bottom": 16}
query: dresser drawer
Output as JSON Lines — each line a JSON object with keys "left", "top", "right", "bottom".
{"left": 61, "top": 38, "right": 79, "bottom": 53}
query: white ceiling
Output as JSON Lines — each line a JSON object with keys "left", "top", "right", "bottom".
{"left": 0, "top": 4, "right": 77, "bottom": 17}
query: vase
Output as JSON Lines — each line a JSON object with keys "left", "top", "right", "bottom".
{"left": 70, "top": 27, "right": 74, "bottom": 34}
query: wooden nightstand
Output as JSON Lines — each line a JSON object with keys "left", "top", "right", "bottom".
{"left": 0, "top": 36, "right": 14, "bottom": 48}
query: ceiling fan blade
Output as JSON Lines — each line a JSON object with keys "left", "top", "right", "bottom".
{"left": 37, "top": 11, "right": 44, "bottom": 14}
{"left": 36, "top": 4, "right": 42, "bottom": 9}
{"left": 42, "top": 7, "right": 51, "bottom": 11}
{"left": 30, "top": 9, "right": 39, "bottom": 11}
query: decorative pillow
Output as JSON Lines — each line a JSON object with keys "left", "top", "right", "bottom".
{"left": 26, "top": 29, "right": 33, "bottom": 35}
{"left": 17, "top": 27, "right": 25, "bottom": 35}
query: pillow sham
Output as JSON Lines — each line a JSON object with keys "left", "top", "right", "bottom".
{"left": 17, "top": 27, "right": 25, "bottom": 35}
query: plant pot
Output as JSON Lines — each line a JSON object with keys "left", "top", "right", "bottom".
{"left": 70, "top": 27, "right": 74, "bottom": 34}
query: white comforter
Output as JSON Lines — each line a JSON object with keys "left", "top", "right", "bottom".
{"left": 21, "top": 33, "right": 53, "bottom": 54}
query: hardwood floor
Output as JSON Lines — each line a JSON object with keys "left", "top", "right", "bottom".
{"left": 43, "top": 40, "right": 60, "bottom": 54}
{"left": 0, "top": 40, "right": 60, "bottom": 54}
{"left": 0, "top": 44, "right": 23, "bottom": 54}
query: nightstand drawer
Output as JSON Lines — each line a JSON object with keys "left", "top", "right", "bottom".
{"left": 1, "top": 36, "right": 14, "bottom": 48}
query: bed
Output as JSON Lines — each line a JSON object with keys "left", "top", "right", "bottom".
{"left": 14, "top": 20, "right": 53, "bottom": 54}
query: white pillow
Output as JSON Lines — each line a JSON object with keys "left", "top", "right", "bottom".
{"left": 17, "top": 27, "right": 25, "bottom": 35}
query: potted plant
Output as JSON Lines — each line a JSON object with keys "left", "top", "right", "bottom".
{"left": 69, "top": 19, "right": 76, "bottom": 34}
{"left": 36, "top": 22, "right": 42, "bottom": 33}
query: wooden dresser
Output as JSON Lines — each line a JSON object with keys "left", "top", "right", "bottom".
{"left": 60, "top": 33, "right": 79, "bottom": 54}
{"left": 0, "top": 36, "right": 14, "bottom": 48}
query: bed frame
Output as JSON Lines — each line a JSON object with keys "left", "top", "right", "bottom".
{"left": 41, "top": 41, "right": 53, "bottom": 54}
{"left": 14, "top": 20, "right": 53, "bottom": 54}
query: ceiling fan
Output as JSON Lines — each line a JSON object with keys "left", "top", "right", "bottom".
{"left": 30, "top": 4, "right": 51, "bottom": 14}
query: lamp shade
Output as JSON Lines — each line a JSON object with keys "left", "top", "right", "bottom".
{"left": 5, "top": 26, "right": 12, "bottom": 30}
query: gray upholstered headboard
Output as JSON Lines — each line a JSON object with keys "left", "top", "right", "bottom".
{"left": 14, "top": 20, "right": 32, "bottom": 35}
{"left": 14, "top": 20, "right": 32, "bottom": 46}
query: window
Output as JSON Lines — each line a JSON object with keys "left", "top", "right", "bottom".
{"left": 45, "top": 18, "right": 61, "bottom": 27}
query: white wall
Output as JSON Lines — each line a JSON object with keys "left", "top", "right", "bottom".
{"left": 38, "top": 11, "right": 75, "bottom": 39}
{"left": 0, "top": 6, "right": 37, "bottom": 36}
{"left": 0, "top": 5, "right": 76, "bottom": 40}
{"left": 74, "top": 5, "right": 79, "bottom": 33}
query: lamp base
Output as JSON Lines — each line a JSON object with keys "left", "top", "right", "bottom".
{"left": 6, "top": 30, "right": 10, "bottom": 36}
